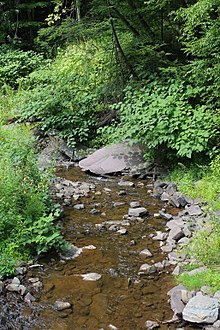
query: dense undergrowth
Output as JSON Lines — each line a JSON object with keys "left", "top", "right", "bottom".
{"left": 168, "top": 157, "right": 220, "bottom": 291}
{"left": 0, "top": 125, "right": 67, "bottom": 275}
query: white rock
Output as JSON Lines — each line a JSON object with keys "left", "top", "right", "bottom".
{"left": 130, "top": 201, "right": 141, "bottom": 208}
{"left": 107, "top": 325, "right": 119, "bottom": 330}
{"left": 81, "top": 273, "right": 102, "bottom": 281}
{"left": 145, "top": 320, "right": 159, "bottom": 329}
{"left": 139, "top": 249, "right": 153, "bottom": 257}
{"left": 11, "top": 277, "right": 20, "bottom": 285}
{"left": 55, "top": 300, "right": 71, "bottom": 311}
{"left": 117, "top": 228, "right": 127, "bottom": 235}
{"left": 183, "top": 293, "right": 219, "bottom": 324}
{"left": 82, "top": 245, "right": 96, "bottom": 250}
{"left": 128, "top": 207, "right": 148, "bottom": 217}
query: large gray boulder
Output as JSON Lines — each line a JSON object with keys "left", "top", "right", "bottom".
{"left": 182, "top": 293, "right": 219, "bottom": 324}
{"left": 79, "top": 140, "right": 146, "bottom": 175}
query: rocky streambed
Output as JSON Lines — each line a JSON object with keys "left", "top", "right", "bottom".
{"left": 0, "top": 161, "right": 219, "bottom": 329}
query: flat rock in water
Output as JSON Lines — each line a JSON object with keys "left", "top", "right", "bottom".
{"left": 55, "top": 300, "right": 71, "bottom": 311}
{"left": 81, "top": 273, "right": 102, "bottom": 281}
{"left": 128, "top": 207, "right": 148, "bottom": 217}
{"left": 183, "top": 293, "right": 219, "bottom": 324}
{"left": 79, "top": 141, "right": 145, "bottom": 175}
{"left": 139, "top": 249, "right": 153, "bottom": 257}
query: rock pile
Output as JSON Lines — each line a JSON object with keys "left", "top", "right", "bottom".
{"left": 153, "top": 181, "right": 220, "bottom": 328}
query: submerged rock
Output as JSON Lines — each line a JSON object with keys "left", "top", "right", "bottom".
{"left": 59, "top": 244, "right": 82, "bottom": 260}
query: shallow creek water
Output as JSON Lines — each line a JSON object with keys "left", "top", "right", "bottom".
{"left": 25, "top": 167, "right": 197, "bottom": 330}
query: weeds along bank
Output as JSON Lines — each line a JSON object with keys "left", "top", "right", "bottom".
{"left": 167, "top": 158, "right": 220, "bottom": 291}
{"left": 0, "top": 124, "right": 66, "bottom": 276}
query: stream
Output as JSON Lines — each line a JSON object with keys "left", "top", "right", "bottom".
{"left": 34, "top": 166, "right": 179, "bottom": 330}
{"left": 0, "top": 166, "right": 198, "bottom": 329}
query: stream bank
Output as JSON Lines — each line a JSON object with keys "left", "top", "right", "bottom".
{"left": 0, "top": 136, "right": 218, "bottom": 329}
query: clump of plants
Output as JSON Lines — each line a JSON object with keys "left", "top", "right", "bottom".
{"left": 0, "top": 125, "right": 67, "bottom": 275}
{"left": 99, "top": 71, "right": 219, "bottom": 160}
{"left": 0, "top": 46, "right": 46, "bottom": 88}
{"left": 168, "top": 156, "right": 220, "bottom": 291}
{"left": 168, "top": 155, "right": 220, "bottom": 210}
{"left": 14, "top": 38, "right": 118, "bottom": 147}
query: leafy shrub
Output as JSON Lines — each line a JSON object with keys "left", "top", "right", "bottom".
{"left": 0, "top": 86, "right": 17, "bottom": 124}
{"left": 168, "top": 155, "right": 220, "bottom": 209}
{"left": 0, "top": 46, "right": 46, "bottom": 88}
{"left": 99, "top": 72, "right": 219, "bottom": 159}
{"left": 15, "top": 39, "right": 117, "bottom": 146}
{"left": 0, "top": 125, "right": 66, "bottom": 275}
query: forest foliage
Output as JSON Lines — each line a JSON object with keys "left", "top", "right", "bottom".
{"left": 0, "top": 0, "right": 219, "bottom": 275}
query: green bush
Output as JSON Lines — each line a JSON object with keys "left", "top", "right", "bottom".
{"left": 99, "top": 72, "right": 219, "bottom": 159}
{"left": 0, "top": 46, "right": 46, "bottom": 88}
{"left": 168, "top": 156, "right": 220, "bottom": 209}
{"left": 178, "top": 269, "right": 220, "bottom": 293}
{"left": 15, "top": 39, "right": 117, "bottom": 146}
{"left": 0, "top": 125, "right": 66, "bottom": 275}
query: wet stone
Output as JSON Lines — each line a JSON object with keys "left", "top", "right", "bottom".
{"left": 28, "top": 277, "right": 40, "bottom": 283}
{"left": 32, "top": 281, "right": 43, "bottom": 291}
{"left": 130, "top": 201, "right": 141, "bottom": 208}
{"left": 90, "top": 208, "right": 100, "bottom": 214}
{"left": 11, "top": 277, "right": 20, "bottom": 285}
{"left": 15, "top": 267, "right": 27, "bottom": 275}
{"left": 55, "top": 300, "right": 72, "bottom": 311}
{"left": 128, "top": 207, "right": 148, "bottom": 217}
{"left": 139, "top": 249, "right": 153, "bottom": 257}
{"left": 172, "top": 192, "right": 188, "bottom": 207}
{"left": 118, "top": 190, "right": 126, "bottom": 196}
{"left": 152, "top": 231, "right": 168, "bottom": 241}
{"left": 95, "top": 223, "right": 106, "bottom": 231}
{"left": 116, "top": 228, "right": 127, "bottom": 235}
{"left": 166, "top": 219, "right": 185, "bottom": 230}
{"left": 159, "top": 210, "right": 173, "bottom": 221}
{"left": 145, "top": 320, "right": 160, "bottom": 329}
{"left": 118, "top": 181, "right": 134, "bottom": 187}
{"left": 160, "top": 192, "right": 170, "bottom": 201}
{"left": 81, "top": 273, "right": 102, "bottom": 281}
{"left": 168, "top": 227, "right": 185, "bottom": 241}
{"left": 113, "top": 201, "right": 125, "bottom": 207}
{"left": 161, "top": 245, "right": 173, "bottom": 253}
{"left": 24, "top": 292, "right": 36, "bottom": 303}
{"left": 107, "top": 325, "right": 119, "bottom": 330}
{"left": 74, "top": 203, "right": 85, "bottom": 210}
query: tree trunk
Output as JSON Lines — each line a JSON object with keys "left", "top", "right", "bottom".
{"left": 107, "top": 0, "right": 138, "bottom": 79}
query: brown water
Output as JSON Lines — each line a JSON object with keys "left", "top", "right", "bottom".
{"left": 28, "top": 167, "right": 189, "bottom": 330}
